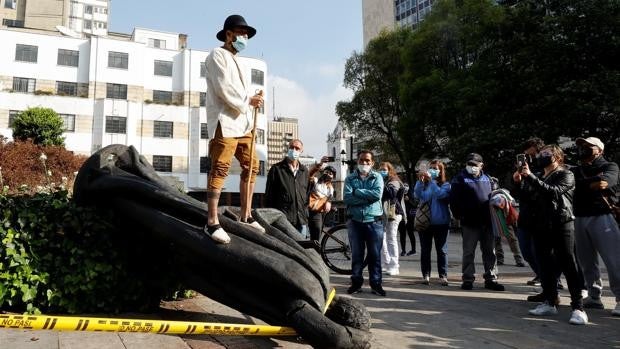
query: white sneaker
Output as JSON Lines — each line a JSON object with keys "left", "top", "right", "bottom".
{"left": 529, "top": 302, "right": 558, "bottom": 316}
{"left": 422, "top": 276, "right": 430, "bottom": 285}
{"left": 239, "top": 218, "right": 266, "bottom": 233}
{"left": 439, "top": 276, "right": 449, "bottom": 286}
{"left": 205, "top": 225, "right": 231, "bottom": 244}
{"left": 387, "top": 268, "right": 400, "bottom": 276}
{"left": 569, "top": 309, "right": 588, "bottom": 325}
{"left": 612, "top": 301, "right": 620, "bottom": 317}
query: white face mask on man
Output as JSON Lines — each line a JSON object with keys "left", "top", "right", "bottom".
{"left": 466, "top": 165, "right": 481, "bottom": 176}
{"left": 358, "top": 164, "right": 372, "bottom": 174}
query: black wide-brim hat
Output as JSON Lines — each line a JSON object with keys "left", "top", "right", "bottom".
{"left": 216, "top": 14, "right": 257, "bottom": 42}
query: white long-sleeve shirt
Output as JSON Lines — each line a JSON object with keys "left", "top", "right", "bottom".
{"left": 205, "top": 47, "right": 253, "bottom": 138}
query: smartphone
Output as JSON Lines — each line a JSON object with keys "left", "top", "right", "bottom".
{"left": 516, "top": 154, "right": 527, "bottom": 167}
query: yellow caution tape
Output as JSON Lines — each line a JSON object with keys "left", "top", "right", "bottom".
{"left": 0, "top": 289, "right": 337, "bottom": 337}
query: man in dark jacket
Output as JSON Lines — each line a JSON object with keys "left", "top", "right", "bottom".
{"left": 265, "top": 139, "right": 309, "bottom": 237}
{"left": 450, "top": 153, "right": 505, "bottom": 291}
{"left": 571, "top": 137, "right": 620, "bottom": 316}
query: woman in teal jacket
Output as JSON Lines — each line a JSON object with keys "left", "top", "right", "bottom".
{"left": 414, "top": 159, "right": 451, "bottom": 285}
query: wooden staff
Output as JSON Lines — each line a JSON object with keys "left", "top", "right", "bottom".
{"left": 246, "top": 90, "right": 263, "bottom": 216}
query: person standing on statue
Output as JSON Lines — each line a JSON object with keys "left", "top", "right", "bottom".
{"left": 204, "top": 14, "right": 265, "bottom": 243}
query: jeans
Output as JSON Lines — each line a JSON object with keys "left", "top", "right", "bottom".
{"left": 348, "top": 219, "right": 384, "bottom": 287}
{"left": 419, "top": 224, "right": 449, "bottom": 278}
{"left": 533, "top": 221, "right": 583, "bottom": 310}
{"left": 308, "top": 211, "right": 323, "bottom": 241}
{"left": 516, "top": 226, "right": 539, "bottom": 277}
{"left": 382, "top": 214, "right": 402, "bottom": 271}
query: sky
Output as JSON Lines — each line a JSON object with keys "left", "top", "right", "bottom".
{"left": 110, "top": 0, "right": 363, "bottom": 159}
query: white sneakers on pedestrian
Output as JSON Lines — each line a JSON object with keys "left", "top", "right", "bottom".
{"left": 612, "top": 301, "right": 620, "bottom": 317}
{"left": 569, "top": 309, "right": 588, "bottom": 325}
{"left": 529, "top": 302, "right": 558, "bottom": 316}
{"left": 422, "top": 275, "right": 430, "bottom": 285}
{"left": 239, "top": 218, "right": 266, "bottom": 233}
{"left": 439, "top": 276, "right": 449, "bottom": 286}
{"left": 387, "top": 268, "right": 400, "bottom": 276}
{"left": 204, "top": 225, "right": 231, "bottom": 244}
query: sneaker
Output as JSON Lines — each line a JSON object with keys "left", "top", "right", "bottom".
{"left": 526, "top": 277, "right": 541, "bottom": 286}
{"left": 400, "top": 251, "right": 406, "bottom": 257}
{"left": 529, "top": 302, "right": 558, "bottom": 316}
{"left": 439, "top": 276, "right": 449, "bottom": 286}
{"left": 583, "top": 296, "right": 604, "bottom": 309}
{"left": 388, "top": 268, "right": 400, "bottom": 276}
{"left": 461, "top": 281, "right": 473, "bottom": 290}
{"left": 527, "top": 293, "right": 560, "bottom": 305}
{"left": 484, "top": 280, "right": 505, "bottom": 291}
{"left": 612, "top": 301, "right": 620, "bottom": 316}
{"left": 516, "top": 261, "right": 526, "bottom": 267}
{"left": 407, "top": 250, "right": 416, "bottom": 256}
{"left": 347, "top": 284, "right": 362, "bottom": 294}
{"left": 569, "top": 309, "right": 588, "bottom": 325}
{"left": 371, "top": 284, "right": 386, "bottom": 296}
{"left": 422, "top": 275, "right": 430, "bottom": 285}
{"left": 204, "top": 224, "right": 231, "bottom": 244}
{"left": 239, "top": 217, "right": 266, "bottom": 233}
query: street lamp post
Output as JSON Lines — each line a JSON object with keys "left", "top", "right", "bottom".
{"left": 340, "top": 149, "right": 357, "bottom": 174}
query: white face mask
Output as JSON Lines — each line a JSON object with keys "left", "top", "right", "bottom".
{"left": 358, "top": 164, "right": 372, "bottom": 174}
{"left": 287, "top": 149, "right": 300, "bottom": 161}
{"left": 466, "top": 165, "right": 481, "bottom": 176}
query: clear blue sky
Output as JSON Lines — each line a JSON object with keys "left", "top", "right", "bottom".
{"left": 111, "top": 0, "right": 363, "bottom": 158}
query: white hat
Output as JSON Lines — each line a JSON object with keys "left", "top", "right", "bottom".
{"left": 576, "top": 137, "right": 604, "bottom": 151}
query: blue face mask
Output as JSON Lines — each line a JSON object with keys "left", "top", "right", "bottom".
{"left": 428, "top": 168, "right": 440, "bottom": 179}
{"left": 232, "top": 35, "right": 248, "bottom": 52}
{"left": 379, "top": 170, "right": 388, "bottom": 177}
{"left": 287, "top": 149, "right": 300, "bottom": 161}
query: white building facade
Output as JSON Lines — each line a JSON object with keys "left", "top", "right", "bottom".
{"left": 0, "top": 27, "right": 269, "bottom": 195}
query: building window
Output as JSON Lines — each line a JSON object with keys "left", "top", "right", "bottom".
{"left": 105, "top": 116, "right": 126, "bottom": 134}
{"left": 200, "top": 62, "right": 206, "bottom": 78}
{"left": 3, "top": 19, "right": 24, "bottom": 27}
{"left": 59, "top": 114, "right": 75, "bottom": 132}
{"left": 85, "top": 5, "right": 92, "bottom": 14}
{"left": 57, "top": 49, "right": 79, "bottom": 67}
{"left": 15, "top": 44, "right": 38, "bottom": 63}
{"left": 153, "top": 90, "right": 172, "bottom": 104}
{"left": 94, "top": 21, "right": 106, "bottom": 29}
{"left": 154, "top": 60, "right": 173, "bottom": 76}
{"left": 106, "top": 83, "right": 127, "bottom": 99}
{"left": 200, "top": 156, "right": 210, "bottom": 173}
{"left": 4, "top": 0, "right": 16, "bottom": 9}
{"left": 8, "top": 110, "right": 20, "bottom": 127}
{"left": 251, "top": 69, "right": 264, "bottom": 86}
{"left": 148, "top": 38, "right": 166, "bottom": 49}
{"left": 200, "top": 123, "right": 208, "bottom": 139}
{"left": 56, "top": 81, "right": 78, "bottom": 96}
{"left": 108, "top": 51, "right": 128, "bottom": 69}
{"left": 152, "top": 155, "right": 172, "bottom": 172}
{"left": 154, "top": 121, "right": 173, "bottom": 138}
{"left": 199, "top": 92, "right": 206, "bottom": 107}
{"left": 12, "top": 77, "right": 35, "bottom": 93}
{"left": 259, "top": 160, "right": 265, "bottom": 176}
{"left": 256, "top": 128, "right": 265, "bottom": 144}
{"left": 84, "top": 20, "right": 92, "bottom": 29}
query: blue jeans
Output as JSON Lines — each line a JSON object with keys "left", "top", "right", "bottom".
{"left": 419, "top": 224, "right": 449, "bottom": 278}
{"left": 516, "top": 226, "right": 539, "bottom": 277}
{"left": 347, "top": 219, "right": 384, "bottom": 287}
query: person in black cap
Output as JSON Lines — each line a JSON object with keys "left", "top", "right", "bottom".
{"left": 449, "top": 153, "right": 505, "bottom": 291}
{"left": 203, "top": 14, "right": 264, "bottom": 244}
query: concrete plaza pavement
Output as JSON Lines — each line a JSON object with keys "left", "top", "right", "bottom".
{"left": 2, "top": 233, "right": 619, "bottom": 348}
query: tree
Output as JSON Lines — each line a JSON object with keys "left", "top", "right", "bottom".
{"left": 12, "top": 107, "right": 65, "bottom": 146}
{"left": 336, "top": 28, "right": 420, "bottom": 182}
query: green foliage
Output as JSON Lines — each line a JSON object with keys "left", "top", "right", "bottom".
{"left": 12, "top": 107, "right": 65, "bottom": 146}
{"left": 0, "top": 190, "right": 187, "bottom": 314}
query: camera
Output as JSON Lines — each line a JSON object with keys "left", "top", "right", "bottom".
{"left": 516, "top": 154, "right": 527, "bottom": 168}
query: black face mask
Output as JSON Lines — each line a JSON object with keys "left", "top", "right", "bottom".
{"left": 577, "top": 146, "right": 594, "bottom": 160}
{"left": 537, "top": 155, "right": 554, "bottom": 168}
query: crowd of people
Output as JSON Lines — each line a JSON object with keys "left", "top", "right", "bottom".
{"left": 204, "top": 13, "right": 618, "bottom": 329}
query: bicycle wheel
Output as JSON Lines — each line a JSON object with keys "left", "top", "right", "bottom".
{"left": 320, "top": 224, "right": 354, "bottom": 274}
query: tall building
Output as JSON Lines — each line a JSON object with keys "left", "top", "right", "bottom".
{"left": 267, "top": 116, "right": 298, "bottom": 169}
{"left": 1, "top": 0, "right": 110, "bottom": 37}
{"left": 0, "top": 25, "right": 269, "bottom": 197}
{"left": 363, "top": 0, "right": 436, "bottom": 47}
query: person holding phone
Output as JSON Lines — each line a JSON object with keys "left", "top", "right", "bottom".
{"left": 307, "top": 157, "right": 337, "bottom": 242}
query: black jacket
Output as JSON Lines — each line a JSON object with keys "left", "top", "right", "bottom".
{"left": 571, "top": 156, "right": 619, "bottom": 217}
{"left": 520, "top": 168, "right": 575, "bottom": 229}
{"left": 264, "top": 159, "right": 309, "bottom": 227}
